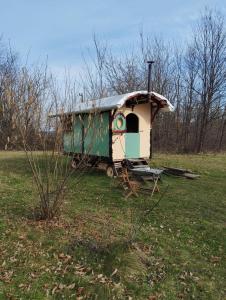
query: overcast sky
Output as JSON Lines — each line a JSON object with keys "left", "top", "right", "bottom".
{"left": 0, "top": 0, "right": 225, "bottom": 80}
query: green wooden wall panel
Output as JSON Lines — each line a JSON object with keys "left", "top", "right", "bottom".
{"left": 73, "top": 117, "right": 83, "bottom": 153}
{"left": 63, "top": 116, "right": 83, "bottom": 153}
{"left": 63, "top": 112, "right": 109, "bottom": 157}
{"left": 84, "top": 112, "right": 109, "bottom": 157}
{"left": 63, "top": 132, "right": 73, "bottom": 153}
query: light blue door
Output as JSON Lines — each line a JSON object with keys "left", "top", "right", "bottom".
{"left": 125, "top": 133, "right": 140, "bottom": 158}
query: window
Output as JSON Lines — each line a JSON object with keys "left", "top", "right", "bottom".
{"left": 126, "top": 113, "right": 139, "bottom": 133}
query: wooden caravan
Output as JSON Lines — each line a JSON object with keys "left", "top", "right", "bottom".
{"left": 61, "top": 90, "right": 174, "bottom": 176}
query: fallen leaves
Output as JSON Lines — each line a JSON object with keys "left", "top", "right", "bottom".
{"left": 147, "top": 257, "right": 166, "bottom": 286}
{"left": 49, "top": 283, "right": 86, "bottom": 299}
{"left": 58, "top": 252, "right": 72, "bottom": 263}
{"left": 68, "top": 283, "right": 76, "bottom": 289}
{"left": 210, "top": 256, "right": 221, "bottom": 264}
{"left": 51, "top": 282, "right": 76, "bottom": 295}
{"left": 18, "top": 283, "right": 31, "bottom": 291}
{"left": 111, "top": 268, "right": 118, "bottom": 277}
{"left": 0, "top": 205, "right": 222, "bottom": 300}
{"left": 148, "top": 296, "right": 158, "bottom": 300}
{"left": 18, "top": 234, "right": 26, "bottom": 240}
{"left": 0, "top": 270, "right": 14, "bottom": 283}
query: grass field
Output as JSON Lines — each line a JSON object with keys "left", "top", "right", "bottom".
{"left": 0, "top": 151, "right": 226, "bottom": 299}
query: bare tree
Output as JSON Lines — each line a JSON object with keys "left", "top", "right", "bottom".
{"left": 2, "top": 8, "right": 226, "bottom": 157}
{"left": 192, "top": 9, "right": 226, "bottom": 152}
{"left": 181, "top": 46, "right": 199, "bottom": 152}
{"left": 218, "top": 106, "right": 226, "bottom": 150}
{"left": 14, "top": 67, "right": 107, "bottom": 220}
{"left": 0, "top": 43, "right": 19, "bottom": 149}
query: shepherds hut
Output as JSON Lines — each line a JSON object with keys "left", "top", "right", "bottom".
{"left": 60, "top": 90, "right": 174, "bottom": 177}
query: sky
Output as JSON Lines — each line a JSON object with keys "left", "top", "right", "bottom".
{"left": 0, "top": 0, "right": 226, "bottom": 81}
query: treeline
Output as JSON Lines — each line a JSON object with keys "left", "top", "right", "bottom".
{"left": 82, "top": 8, "right": 226, "bottom": 153}
{"left": 1, "top": 8, "right": 226, "bottom": 153}
{"left": 0, "top": 46, "right": 50, "bottom": 150}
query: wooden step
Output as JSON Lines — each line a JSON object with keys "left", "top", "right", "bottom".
{"left": 140, "top": 176, "right": 155, "bottom": 181}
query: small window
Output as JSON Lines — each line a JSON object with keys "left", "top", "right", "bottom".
{"left": 126, "top": 113, "right": 139, "bottom": 133}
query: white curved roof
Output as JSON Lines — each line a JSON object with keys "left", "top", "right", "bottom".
{"left": 68, "top": 91, "right": 174, "bottom": 114}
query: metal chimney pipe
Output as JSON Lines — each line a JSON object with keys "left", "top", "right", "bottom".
{"left": 147, "top": 60, "right": 154, "bottom": 160}
{"left": 147, "top": 60, "right": 155, "bottom": 93}
{"left": 79, "top": 93, "right": 84, "bottom": 103}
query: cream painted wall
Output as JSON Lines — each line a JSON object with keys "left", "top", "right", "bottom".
{"left": 112, "top": 132, "right": 125, "bottom": 160}
{"left": 112, "top": 103, "right": 151, "bottom": 161}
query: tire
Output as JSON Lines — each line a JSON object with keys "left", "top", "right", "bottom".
{"left": 71, "top": 159, "right": 77, "bottom": 169}
{"left": 106, "top": 165, "right": 114, "bottom": 178}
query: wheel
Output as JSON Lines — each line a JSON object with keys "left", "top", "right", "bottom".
{"left": 71, "top": 159, "right": 78, "bottom": 169}
{"left": 106, "top": 165, "right": 114, "bottom": 178}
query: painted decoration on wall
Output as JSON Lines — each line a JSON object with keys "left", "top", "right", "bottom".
{"left": 112, "top": 112, "right": 126, "bottom": 133}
